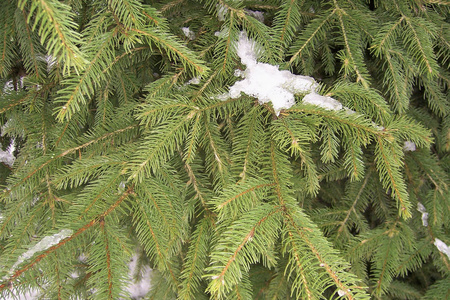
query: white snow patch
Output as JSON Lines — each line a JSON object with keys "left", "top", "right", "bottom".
{"left": 417, "top": 202, "right": 428, "bottom": 227}
{"left": 226, "top": 32, "right": 319, "bottom": 114}
{"left": 10, "top": 229, "right": 73, "bottom": 273}
{"left": 78, "top": 253, "right": 88, "bottom": 262}
{"left": 182, "top": 76, "right": 201, "bottom": 88}
{"left": 214, "top": 26, "right": 229, "bottom": 39}
{"left": 0, "top": 149, "right": 15, "bottom": 167}
{"left": 119, "top": 181, "right": 126, "bottom": 190}
{"left": 0, "top": 138, "right": 16, "bottom": 167}
{"left": 235, "top": 32, "right": 262, "bottom": 66}
{"left": 187, "top": 77, "right": 201, "bottom": 85}
{"left": 373, "top": 123, "right": 384, "bottom": 131}
{"left": 345, "top": 108, "right": 356, "bottom": 115}
{"left": 302, "top": 92, "right": 343, "bottom": 111}
{"left": 216, "top": 93, "right": 230, "bottom": 101}
{"left": 3, "top": 80, "right": 14, "bottom": 92}
{"left": 217, "top": 4, "right": 228, "bottom": 21}
{"left": 245, "top": 10, "right": 264, "bottom": 22}
{"left": 181, "top": 27, "right": 195, "bottom": 40}
{"left": 234, "top": 69, "right": 244, "bottom": 77}
{"left": 403, "top": 141, "right": 416, "bottom": 152}
{"left": 118, "top": 181, "right": 126, "bottom": 193}
{"left": 45, "top": 55, "right": 57, "bottom": 72}
{"left": 126, "top": 254, "right": 152, "bottom": 299}
{"left": 434, "top": 238, "right": 450, "bottom": 259}
{"left": 337, "top": 289, "right": 350, "bottom": 297}
{"left": 3, "top": 288, "right": 41, "bottom": 300}
{"left": 419, "top": 203, "right": 450, "bottom": 259}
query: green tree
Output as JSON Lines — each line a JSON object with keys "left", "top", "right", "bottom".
{"left": 0, "top": 0, "right": 449, "bottom": 299}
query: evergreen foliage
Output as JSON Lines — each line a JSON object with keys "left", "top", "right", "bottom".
{"left": 0, "top": 0, "right": 449, "bottom": 299}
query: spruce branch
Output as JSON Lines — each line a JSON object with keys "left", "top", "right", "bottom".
{"left": 0, "top": 186, "right": 134, "bottom": 290}
{"left": 18, "top": 0, "right": 87, "bottom": 74}
{"left": 0, "top": 0, "right": 447, "bottom": 298}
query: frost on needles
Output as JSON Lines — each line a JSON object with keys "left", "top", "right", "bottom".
{"left": 222, "top": 32, "right": 343, "bottom": 114}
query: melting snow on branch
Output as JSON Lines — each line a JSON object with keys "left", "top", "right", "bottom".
{"left": 235, "top": 32, "right": 263, "bottom": 66}
{"left": 187, "top": 77, "right": 201, "bottom": 85}
{"left": 217, "top": 4, "right": 228, "bottom": 21}
{"left": 221, "top": 32, "right": 350, "bottom": 115}
{"left": 126, "top": 254, "right": 152, "bottom": 299}
{"left": 337, "top": 289, "right": 351, "bottom": 297}
{"left": 226, "top": 32, "right": 323, "bottom": 114}
{"left": 303, "top": 92, "right": 343, "bottom": 111}
{"left": 245, "top": 10, "right": 264, "bottom": 22}
{"left": 0, "top": 149, "right": 15, "bottom": 167}
{"left": 9, "top": 229, "right": 73, "bottom": 273}
{"left": 214, "top": 26, "right": 229, "bottom": 38}
{"left": 434, "top": 239, "right": 450, "bottom": 259}
{"left": 416, "top": 203, "right": 450, "bottom": 259}
{"left": 0, "top": 138, "right": 16, "bottom": 167}
{"left": 417, "top": 202, "right": 428, "bottom": 227}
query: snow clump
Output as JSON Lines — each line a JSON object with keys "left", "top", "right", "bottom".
{"left": 126, "top": 254, "right": 152, "bottom": 298}
{"left": 403, "top": 141, "right": 416, "bottom": 152}
{"left": 182, "top": 76, "right": 201, "bottom": 87}
{"left": 245, "top": 10, "right": 264, "bottom": 23}
{"left": 187, "top": 76, "right": 201, "bottom": 85}
{"left": 226, "top": 32, "right": 324, "bottom": 114}
{"left": 0, "top": 149, "right": 15, "bottom": 167}
{"left": 0, "top": 138, "right": 16, "bottom": 167}
{"left": 181, "top": 27, "right": 195, "bottom": 40}
{"left": 217, "top": 4, "right": 228, "bottom": 21}
{"left": 214, "top": 26, "right": 229, "bottom": 38}
{"left": 434, "top": 239, "right": 450, "bottom": 259}
{"left": 337, "top": 289, "right": 351, "bottom": 297}
{"left": 417, "top": 202, "right": 428, "bottom": 227}
{"left": 416, "top": 203, "right": 450, "bottom": 259}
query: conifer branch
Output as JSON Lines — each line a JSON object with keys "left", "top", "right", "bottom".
{"left": 99, "top": 220, "right": 114, "bottom": 299}
{"left": 0, "top": 187, "right": 133, "bottom": 290}
{"left": 178, "top": 219, "right": 211, "bottom": 300}
{"left": 16, "top": 9, "right": 43, "bottom": 78}
{"left": 334, "top": 6, "right": 369, "bottom": 87}
{"left": 336, "top": 171, "right": 371, "bottom": 239}
{"left": 18, "top": 0, "right": 86, "bottom": 74}
{"left": 289, "top": 9, "right": 336, "bottom": 65}
{"left": 0, "top": 94, "right": 30, "bottom": 114}
{"left": 0, "top": 1, "right": 446, "bottom": 298}
{"left": 55, "top": 27, "right": 119, "bottom": 121}
{"left": 284, "top": 229, "right": 315, "bottom": 300}
{"left": 4, "top": 124, "right": 137, "bottom": 192}
{"left": 375, "top": 137, "right": 411, "bottom": 218}
{"left": 403, "top": 17, "right": 438, "bottom": 76}
{"left": 131, "top": 28, "right": 208, "bottom": 75}
{"left": 132, "top": 193, "right": 180, "bottom": 289}
{"left": 284, "top": 210, "right": 365, "bottom": 300}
